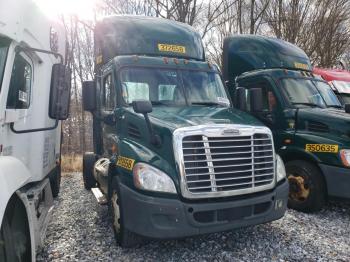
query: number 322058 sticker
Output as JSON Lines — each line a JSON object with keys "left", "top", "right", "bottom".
{"left": 305, "top": 144, "right": 338, "bottom": 153}
{"left": 116, "top": 156, "right": 135, "bottom": 171}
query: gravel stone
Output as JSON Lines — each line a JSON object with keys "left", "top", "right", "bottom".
{"left": 37, "top": 173, "right": 350, "bottom": 261}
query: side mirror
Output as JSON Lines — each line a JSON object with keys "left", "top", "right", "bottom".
{"left": 235, "top": 87, "right": 247, "bottom": 111}
{"left": 345, "top": 104, "right": 350, "bottom": 113}
{"left": 132, "top": 100, "right": 152, "bottom": 114}
{"left": 250, "top": 88, "right": 263, "bottom": 112}
{"left": 49, "top": 64, "right": 71, "bottom": 120}
{"left": 82, "top": 81, "right": 96, "bottom": 111}
{"left": 132, "top": 100, "right": 161, "bottom": 147}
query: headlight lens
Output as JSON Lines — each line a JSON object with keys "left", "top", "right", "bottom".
{"left": 276, "top": 154, "right": 286, "bottom": 182}
{"left": 133, "top": 163, "right": 176, "bottom": 193}
{"left": 340, "top": 149, "right": 350, "bottom": 167}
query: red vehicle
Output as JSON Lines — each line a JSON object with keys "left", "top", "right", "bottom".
{"left": 313, "top": 67, "right": 350, "bottom": 105}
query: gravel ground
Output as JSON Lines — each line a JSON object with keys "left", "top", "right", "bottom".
{"left": 37, "top": 173, "right": 350, "bottom": 262}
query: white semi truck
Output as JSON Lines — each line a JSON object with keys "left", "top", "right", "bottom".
{"left": 0, "top": 1, "right": 70, "bottom": 261}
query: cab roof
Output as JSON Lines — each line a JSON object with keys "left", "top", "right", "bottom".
{"left": 94, "top": 15, "right": 204, "bottom": 71}
{"left": 222, "top": 35, "right": 312, "bottom": 82}
{"left": 0, "top": 0, "right": 65, "bottom": 61}
{"left": 313, "top": 67, "right": 350, "bottom": 82}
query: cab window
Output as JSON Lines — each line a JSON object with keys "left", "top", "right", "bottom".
{"left": 245, "top": 83, "right": 277, "bottom": 112}
{"left": 6, "top": 54, "right": 32, "bottom": 109}
{"left": 101, "top": 73, "right": 116, "bottom": 110}
{"left": 121, "top": 82, "right": 149, "bottom": 104}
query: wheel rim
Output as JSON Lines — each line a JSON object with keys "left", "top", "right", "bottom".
{"left": 111, "top": 191, "right": 121, "bottom": 232}
{"left": 288, "top": 174, "right": 310, "bottom": 202}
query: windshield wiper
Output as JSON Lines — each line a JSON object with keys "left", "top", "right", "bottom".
{"left": 191, "top": 102, "right": 226, "bottom": 106}
{"left": 291, "top": 102, "right": 324, "bottom": 108}
{"left": 327, "top": 105, "right": 343, "bottom": 109}
{"left": 150, "top": 101, "right": 167, "bottom": 105}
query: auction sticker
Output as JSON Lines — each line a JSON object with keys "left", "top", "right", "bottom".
{"left": 116, "top": 156, "right": 135, "bottom": 170}
{"left": 158, "top": 44, "right": 186, "bottom": 54}
{"left": 305, "top": 144, "right": 338, "bottom": 153}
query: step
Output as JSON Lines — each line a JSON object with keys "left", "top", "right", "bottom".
{"left": 91, "top": 187, "right": 107, "bottom": 205}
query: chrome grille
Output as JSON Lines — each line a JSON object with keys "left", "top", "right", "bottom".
{"left": 181, "top": 132, "right": 274, "bottom": 196}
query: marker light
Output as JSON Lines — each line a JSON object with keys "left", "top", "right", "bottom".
{"left": 340, "top": 149, "right": 350, "bottom": 167}
{"left": 276, "top": 155, "right": 287, "bottom": 182}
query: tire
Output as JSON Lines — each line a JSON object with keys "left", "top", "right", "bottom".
{"left": 0, "top": 197, "right": 31, "bottom": 262}
{"left": 83, "top": 152, "right": 97, "bottom": 190}
{"left": 110, "top": 177, "right": 145, "bottom": 248}
{"left": 49, "top": 165, "right": 61, "bottom": 198}
{"left": 286, "top": 160, "right": 326, "bottom": 212}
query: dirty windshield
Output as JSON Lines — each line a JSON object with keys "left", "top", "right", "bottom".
{"left": 119, "top": 67, "right": 230, "bottom": 107}
{"left": 0, "top": 37, "right": 10, "bottom": 92}
{"left": 280, "top": 78, "right": 341, "bottom": 108}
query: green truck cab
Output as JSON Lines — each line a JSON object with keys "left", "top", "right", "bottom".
{"left": 82, "top": 16, "right": 288, "bottom": 247}
{"left": 223, "top": 35, "right": 350, "bottom": 213}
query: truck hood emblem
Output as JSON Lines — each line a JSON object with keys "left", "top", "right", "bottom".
{"left": 222, "top": 129, "right": 240, "bottom": 135}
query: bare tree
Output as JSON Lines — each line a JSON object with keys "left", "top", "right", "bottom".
{"left": 266, "top": 0, "right": 350, "bottom": 67}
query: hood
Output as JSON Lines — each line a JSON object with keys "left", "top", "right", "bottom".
{"left": 149, "top": 106, "right": 264, "bottom": 131}
{"left": 297, "top": 107, "right": 350, "bottom": 141}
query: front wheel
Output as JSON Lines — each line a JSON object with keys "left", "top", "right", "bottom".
{"left": 286, "top": 160, "right": 326, "bottom": 212}
{"left": 110, "top": 177, "right": 145, "bottom": 248}
{"left": 49, "top": 165, "right": 61, "bottom": 197}
{"left": 83, "top": 152, "right": 97, "bottom": 190}
{"left": 0, "top": 197, "right": 31, "bottom": 262}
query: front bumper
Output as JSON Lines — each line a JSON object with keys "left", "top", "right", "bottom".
{"left": 319, "top": 164, "right": 350, "bottom": 198}
{"left": 120, "top": 179, "right": 288, "bottom": 239}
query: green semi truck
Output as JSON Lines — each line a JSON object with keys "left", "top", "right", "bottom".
{"left": 223, "top": 35, "right": 350, "bottom": 213}
{"left": 82, "top": 16, "right": 288, "bottom": 247}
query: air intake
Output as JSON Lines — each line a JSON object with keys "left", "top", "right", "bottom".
{"left": 127, "top": 123, "right": 141, "bottom": 139}
{"left": 306, "top": 121, "right": 329, "bottom": 133}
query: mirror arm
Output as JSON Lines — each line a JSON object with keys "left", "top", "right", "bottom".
{"left": 143, "top": 113, "right": 161, "bottom": 147}
{"left": 10, "top": 119, "right": 59, "bottom": 134}
{"left": 15, "top": 46, "right": 64, "bottom": 64}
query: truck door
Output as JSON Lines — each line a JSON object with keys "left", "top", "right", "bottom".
{"left": 100, "top": 71, "right": 118, "bottom": 157}
{"left": 243, "top": 78, "right": 285, "bottom": 149}
{"left": 3, "top": 51, "right": 33, "bottom": 167}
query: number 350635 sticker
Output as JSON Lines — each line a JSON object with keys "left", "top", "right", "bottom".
{"left": 305, "top": 144, "right": 338, "bottom": 153}
{"left": 116, "top": 156, "right": 135, "bottom": 171}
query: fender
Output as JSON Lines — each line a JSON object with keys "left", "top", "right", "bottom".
{"left": 278, "top": 145, "right": 321, "bottom": 164}
{"left": 0, "top": 156, "right": 32, "bottom": 224}
{"left": 0, "top": 156, "right": 36, "bottom": 261}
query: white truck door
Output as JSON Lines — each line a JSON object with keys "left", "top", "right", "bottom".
{"left": 3, "top": 51, "right": 33, "bottom": 169}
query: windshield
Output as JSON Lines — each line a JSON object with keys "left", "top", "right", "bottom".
{"left": 280, "top": 78, "right": 341, "bottom": 108}
{"left": 0, "top": 37, "right": 10, "bottom": 93}
{"left": 119, "top": 68, "right": 230, "bottom": 107}
{"left": 314, "top": 81, "right": 341, "bottom": 107}
{"left": 339, "top": 94, "right": 350, "bottom": 105}
{"left": 332, "top": 80, "right": 350, "bottom": 94}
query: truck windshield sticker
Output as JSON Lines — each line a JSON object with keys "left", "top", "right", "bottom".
{"left": 18, "top": 90, "right": 28, "bottom": 103}
{"left": 116, "top": 156, "right": 135, "bottom": 171}
{"left": 305, "top": 144, "right": 338, "bottom": 153}
{"left": 294, "top": 62, "right": 309, "bottom": 70}
{"left": 158, "top": 44, "right": 186, "bottom": 54}
{"left": 217, "top": 97, "right": 230, "bottom": 106}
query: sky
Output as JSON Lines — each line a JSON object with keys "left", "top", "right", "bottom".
{"left": 34, "top": 0, "right": 98, "bottom": 20}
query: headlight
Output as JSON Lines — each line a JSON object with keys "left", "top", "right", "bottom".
{"left": 133, "top": 163, "right": 176, "bottom": 193}
{"left": 340, "top": 149, "right": 350, "bottom": 167}
{"left": 276, "top": 154, "right": 286, "bottom": 182}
